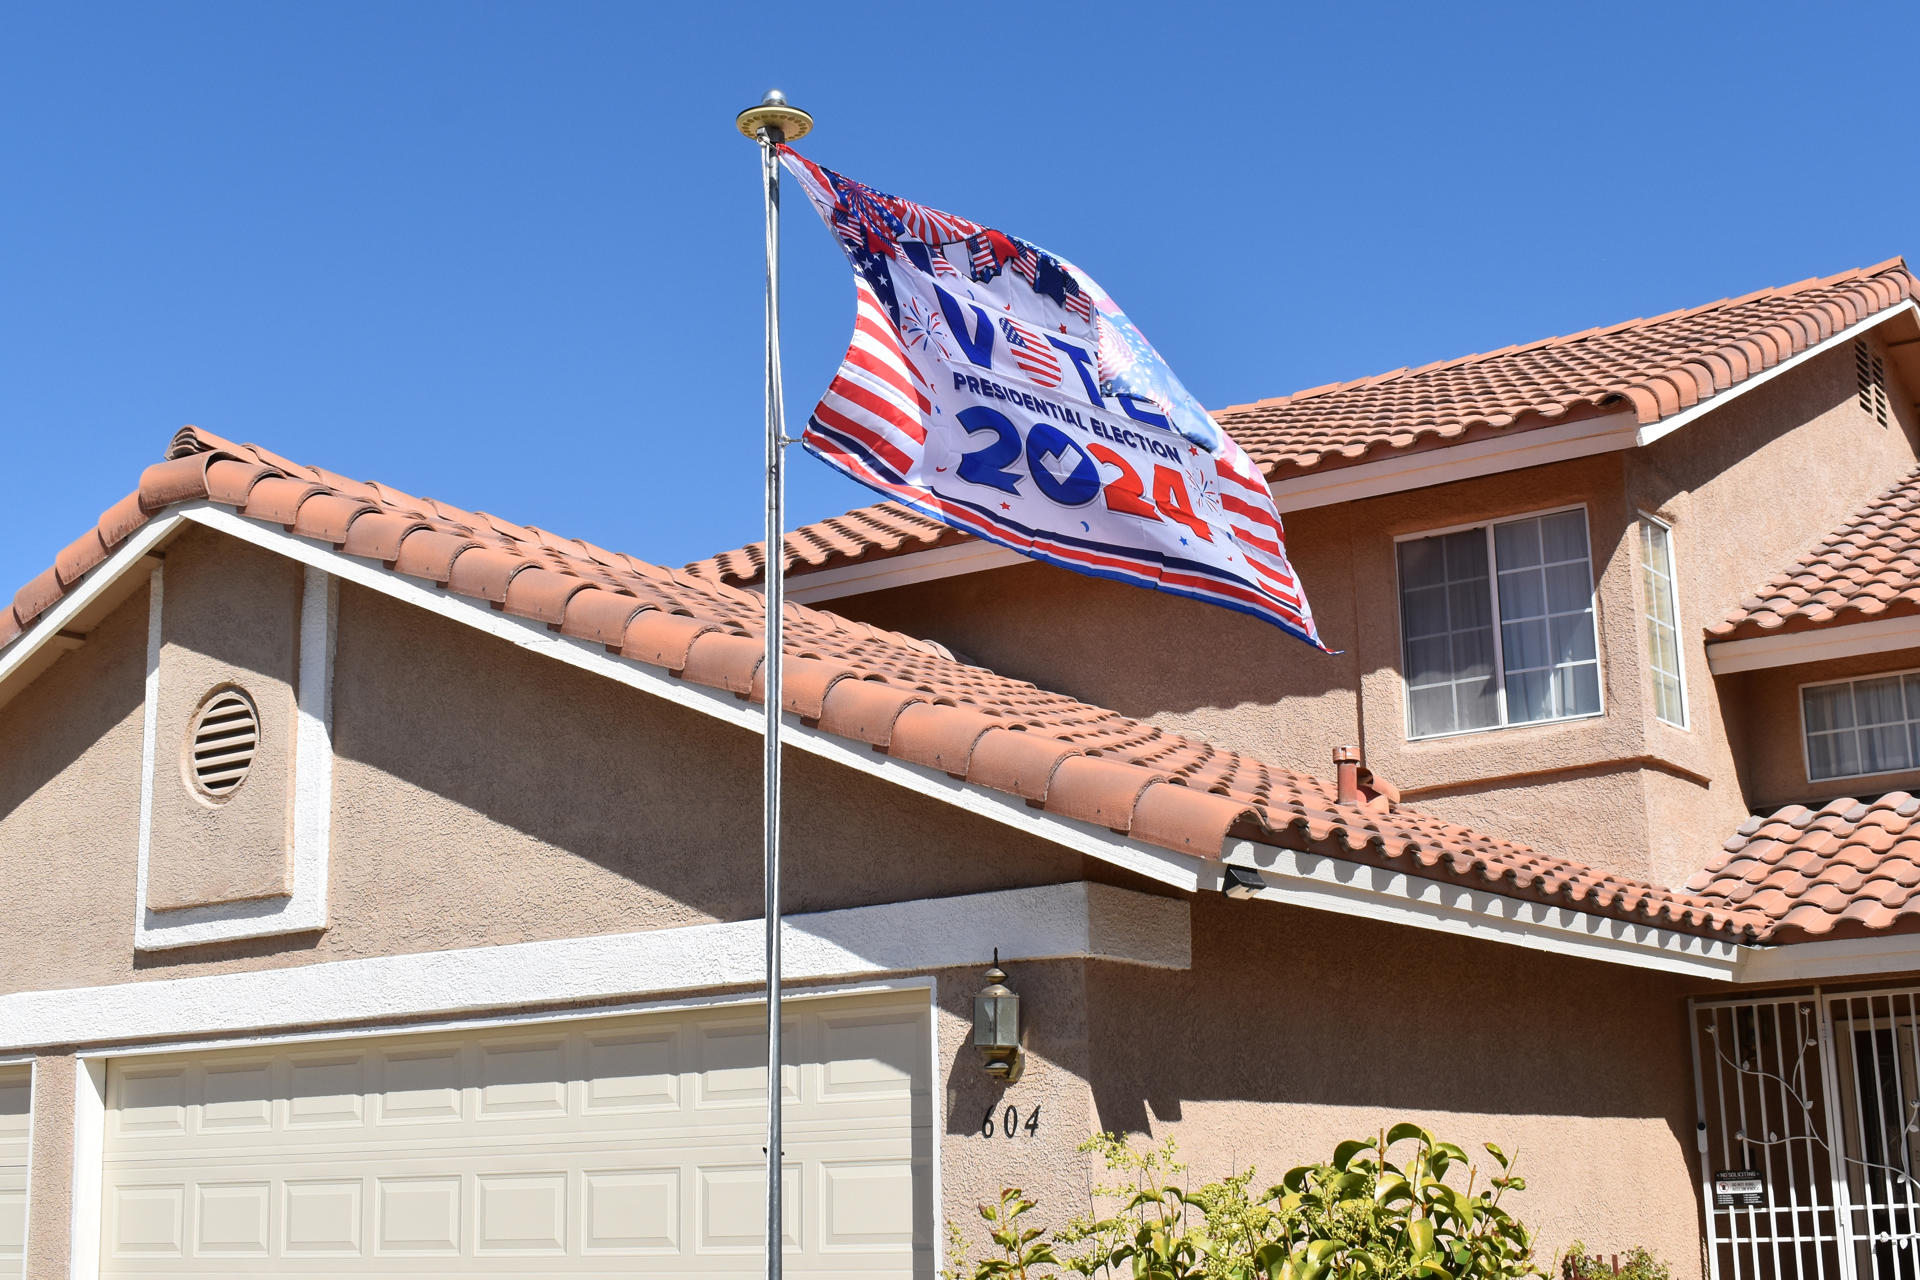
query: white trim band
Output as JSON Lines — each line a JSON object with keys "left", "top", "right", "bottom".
{"left": 0, "top": 881, "right": 1188, "bottom": 1052}
{"left": 1707, "top": 614, "right": 1920, "bottom": 674}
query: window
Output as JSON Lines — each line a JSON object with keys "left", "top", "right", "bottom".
{"left": 1639, "top": 517, "right": 1687, "bottom": 727}
{"left": 1803, "top": 673, "right": 1920, "bottom": 782}
{"left": 1397, "top": 508, "right": 1602, "bottom": 739}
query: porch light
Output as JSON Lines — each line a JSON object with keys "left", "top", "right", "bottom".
{"left": 974, "top": 951, "right": 1023, "bottom": 1083}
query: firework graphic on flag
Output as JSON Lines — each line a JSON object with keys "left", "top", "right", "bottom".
{"left": 901, "top": 297, "right": 950, "bottom": 361}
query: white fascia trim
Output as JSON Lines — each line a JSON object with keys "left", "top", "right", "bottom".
{"left": 1733, "top": 932, "right": 1920, "bottom": 984}
{"left": 0, "top": 881, "right": 1188, "bottom": 1052}
{"left": 1706, "top": 613, "right": 1920, "bottom": 674}
{"left": 1219, "top": 841, "right": 1746, "bottom": 980}
{"left": 131, "top": 557, "right": 337, "bottom": 949}
{"left": 1266, "top": 410, "right": 1641, "bottom": 515}
{"left": 0, "top": 513, "right": 180, "bottom": 696}
{"left": 1634, "top": 301, "right": 1920, "bottom": 447}
{"left": 781, "top": 539, "right": 1028, "bottom": 604}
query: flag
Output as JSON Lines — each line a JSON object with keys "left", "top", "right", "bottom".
{"left": 780, "top": 147, "right": 1327, "bottom": 650}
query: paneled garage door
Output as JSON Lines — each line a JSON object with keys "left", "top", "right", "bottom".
{"left": 0, "top": 1067, "right": 27, "bottom": 1280}
{"left": 99, "top": 989, "right": 932, "bottom": 1276}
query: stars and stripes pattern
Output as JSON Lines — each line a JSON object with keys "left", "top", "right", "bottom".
{"left": 777, "top": 145, "right": 1326, "bottom": 649}
{"left": 997, "top": 316, "right": 1063, "bottom": 387}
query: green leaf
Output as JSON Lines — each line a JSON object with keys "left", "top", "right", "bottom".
{"left": 1385, "top": 1122, "right": 1432, "bottom": 1148}
{"left": 1333, "top": 1139, "right": 1373, "bottom": 1170}
{"left": 1483, "top": 1141, "right": 1509, "bottom": 1169}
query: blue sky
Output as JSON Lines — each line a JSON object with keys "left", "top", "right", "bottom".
{"left": 2, "top": 1, "right": 1915, "bottom": 596}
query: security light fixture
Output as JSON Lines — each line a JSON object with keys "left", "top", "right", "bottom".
{"left": 1222, "top": 864, "right": 1265, "bottom": 900}
{"left": 974, "top": 951, "right": 1023, "bottom": 1083}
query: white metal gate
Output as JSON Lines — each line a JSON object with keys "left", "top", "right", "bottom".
{"left": 1693, "top": 990, "right": 1920, "bottom": 1280}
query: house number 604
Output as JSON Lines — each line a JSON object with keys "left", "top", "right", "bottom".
{"left": 981, "top": 1103, "right": 1040, "bottom": 1138}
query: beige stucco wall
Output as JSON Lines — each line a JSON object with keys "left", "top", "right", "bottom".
{"left": 147, "top": 525, "right": 303, "bottom": 909}
{"left": 0, "top": 530, "right": 1721, "bottom": 1277}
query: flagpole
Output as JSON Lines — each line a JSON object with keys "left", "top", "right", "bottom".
{"left": 735, "top": 87, "right": 812, "bottom": 1280}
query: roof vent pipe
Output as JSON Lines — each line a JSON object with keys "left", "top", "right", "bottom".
{"left": 1333, "top": 745, "right": 1362, "bottom": 806}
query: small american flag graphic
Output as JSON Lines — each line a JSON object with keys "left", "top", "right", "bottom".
{"left": 998, "top": 316, "right": 1063, "bottom": 388}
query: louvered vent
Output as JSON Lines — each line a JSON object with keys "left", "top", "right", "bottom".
{"left": 188, "top": 688, "right": 259, "bottom": 799}
{"left": 1857, "top": 339, "right": 1890, "bottom": 426}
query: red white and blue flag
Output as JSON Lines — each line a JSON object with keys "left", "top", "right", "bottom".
{"left": 781, "top": 147, "right": 1326, "bottom": 649}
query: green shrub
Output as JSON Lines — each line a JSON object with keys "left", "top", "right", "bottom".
{"left": 1559, "top": 1241, "right": 1671, "bottom": 1280}
{"left": 944, "top": 1125, "right": 1544, "bottom": 1280}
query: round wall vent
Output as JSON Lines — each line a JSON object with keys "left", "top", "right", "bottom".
{"left": 187, "top": 688, "right": 259, "bottom": 800}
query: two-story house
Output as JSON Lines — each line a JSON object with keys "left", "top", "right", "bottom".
{"left": 4, "top": 260, "right": 1919, "bottom": 1280}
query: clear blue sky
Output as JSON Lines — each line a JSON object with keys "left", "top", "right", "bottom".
{"left": 2, "top": 2, "right": 1915, "bottom": 596}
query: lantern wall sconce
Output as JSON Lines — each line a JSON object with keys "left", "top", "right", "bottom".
{"left": 973, "top": 950, "right": 1023, "bottom": 1083}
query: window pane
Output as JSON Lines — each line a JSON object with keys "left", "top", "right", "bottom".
{"left": 1497, "top": 568, "right": 1546, "bottom": 619}
{"left": 1807, "top": 732, "right": 1845, "bottom": 782}
{"left": 1502, "top": 618, "right": 1548, "bottom": 671}
{"left": 1557, "top": 663, "right": 1602, "bottom": 717}
{"left": 1544, "top": 562, "right": 1591, "bottom": 614}
{"left": 1494, "top": 519, "right": 1541, "bottom": 569}
{"left": 1857, "top": 676, "right": 1905, "bottom": 725}
{"left": 1409, "top": 685, "right": 1457, "bottom": 738}
{"left": 1539, "top": 510, "right": 1589, "bottom": 563}
{"left": 1863, "top": 723, "right": 1912, "bottom": 775}
{"left": 1457, "top": 675, "right": 1500, "bottom": 731}
{"left": 1654, "top": 670, "right": 1684, "bottom": 724}
{"left": 1804, "top": 685, "right": 1855, "bottom": 733}
{"left": 1442, "top": 529, "right": 1487, "bottom": 578}
{"left": 1550, "top": 613, "right": 1597, "bottom": 664}
{"left": 1447, "top": 579, "right": 1491, "bottom": 629}
{"left": 1405, "top": 637, "right": 1452, "bottom": 686}
{"left": 1451, "top": 626, "right": 1495, "bottom": 680}
{"left": 1402, "top": 585, "right": 1450, "bottom": 638}
{"left": 1507, "top": 668, "right": 1552, "bottom": 722}
{"left": 1398, "top": 536, "right": 1442, "bottom": 583}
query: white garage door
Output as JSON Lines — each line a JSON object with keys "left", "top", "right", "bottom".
{"left": 0, "top": 1067, "right": 27, "bottom": 1280}
{"left": 99, "top": 989, "right": 932, "bottom": 1276}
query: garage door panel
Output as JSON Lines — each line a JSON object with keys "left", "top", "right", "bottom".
{"left": 0, "top": 1066, "right": 26, "bottom": 1280}
{"left": 101, "top": 989, "right": 931, "bottom": 1277}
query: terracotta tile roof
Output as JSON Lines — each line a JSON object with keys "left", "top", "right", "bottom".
{"left": 690, "top": 258, "right": 1919, "bottom": 589}
{"left": 1, "top": 426, "right": 1760, "bottom": 944}
{"left": 1711, "top": 467, "right": 1920, "bottom": 642}
{"left": 686, "top": 501, "right": 968, "bottom": 590}
{"left": 1689, "top": 793, "right": 1920, "bottom": 942}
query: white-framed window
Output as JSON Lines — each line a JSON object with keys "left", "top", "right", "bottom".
{"left": 1802, "top": 670, "right": 1920, "bottom": 782}
{"left": 1396, "top": 506, "right": 1603, "bottom": 740}
{"left": 1639, "top": 515, "right": 1688, "bottom": 728}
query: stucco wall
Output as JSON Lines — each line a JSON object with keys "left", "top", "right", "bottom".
{"left": 146, "top": 525, "right": 302, "bottom": 910}
{"left": 1084, "top": 892, "right": 1710, "bottom": 1277}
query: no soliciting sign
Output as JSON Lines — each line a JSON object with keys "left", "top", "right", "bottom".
{"left": 1715, "top": 1171, "right": 1765, "bottom": 1208}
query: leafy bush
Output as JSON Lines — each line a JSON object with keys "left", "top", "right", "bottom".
{"left": 945, "top": 1124, "right": 1544, "bottom": 1280}
{"left": 1559, "top": 1241, "right": 1671, "bottom": 1280}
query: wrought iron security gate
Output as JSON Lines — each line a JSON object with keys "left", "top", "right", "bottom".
{"left": 1693, "top": 990, "right": 1920, "bottom": 1280}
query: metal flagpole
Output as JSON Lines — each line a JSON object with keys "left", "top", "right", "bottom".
{"left": 735, "top": 87, "right": 812, "bottom": 1280}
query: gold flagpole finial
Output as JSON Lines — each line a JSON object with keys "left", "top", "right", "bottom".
{"left": 735, "top": 89, "right": 813, "bottom": 144}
